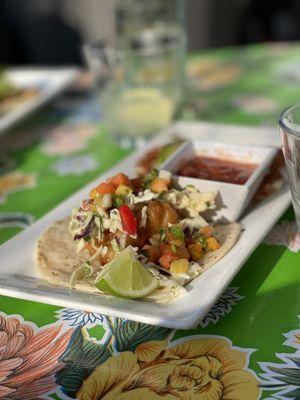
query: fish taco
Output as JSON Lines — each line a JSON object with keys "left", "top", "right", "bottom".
{"left": 36, "top": 170, "right": 240, "bottom": 303}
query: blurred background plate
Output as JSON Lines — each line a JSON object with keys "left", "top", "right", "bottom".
{"left": 0, "top": 67, "right": 79, "bottom": 135}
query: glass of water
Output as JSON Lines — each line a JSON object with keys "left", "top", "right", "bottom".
{"left": 279, "top": 104, "right": 300, "bottom": 230}
{"left": 84, "top": 0, "right": 186, "bottom": 147}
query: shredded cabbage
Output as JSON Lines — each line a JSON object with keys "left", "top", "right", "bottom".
{"left": 111, "top": 239, "right": 120, "bottom": 255}
{"left": 69, "top": 262, "right": 93, "bottom": 289}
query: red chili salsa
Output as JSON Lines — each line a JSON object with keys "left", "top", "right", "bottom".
{"left": 177, "top": 155, "right": 258, "bottom": 185}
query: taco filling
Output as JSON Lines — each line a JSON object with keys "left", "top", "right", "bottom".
{"left": 36, "top": 170, "right": 240, "bottom": 303}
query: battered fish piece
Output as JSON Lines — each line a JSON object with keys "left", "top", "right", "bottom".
{"left": 145, "top": 200, "right": 178, "bottom": 236}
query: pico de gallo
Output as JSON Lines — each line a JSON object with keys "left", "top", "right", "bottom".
{"left": 69, "top": 169, "right": 220, "bottom": 279}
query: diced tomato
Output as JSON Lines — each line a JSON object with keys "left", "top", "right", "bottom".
{"left": 108, "top": 173, "right": 131, "bottom": 188}
{"left": 201, "top": 226, "right": 213, "bottom": 238}
{"left": 119, "top": 205, "right": 137, "bottom": 235}
{"left": 159, "top": 253, "right": 177, "bottom": 269}
{"left": 93, "top": 182, "right": 115, "bottom": 196}
{"left": 159, "top": 243, "right": 173, "bottom": 254}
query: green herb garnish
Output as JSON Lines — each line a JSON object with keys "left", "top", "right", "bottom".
{"left": 186, "top": 184, "right": 196, "bottom": 189}
{"left": 98, "top": 215, "right": 104, "bottom": 237}
{"left": 159, "top": 227, "right": 167, "bottom": 243}
{"left": 139, "top": 249, "right": 148, "bottom": 258}
{"left": 171, "top": 244, "right": 177, "bottom": 253}
{"left": 197, "top": 235, "right": 208, "bottom": 250}
{"left": 170, "top": 225, "right": 184, "bottom": 242}
{"left": 192, "top": 231, "right": 209, "bottom": 250}
{"left": 142, "top": 169, "right": 158, "bottom": 189}
{"left": 113, "top": 195, "right": 124, "bottom": 208}
{"left": 157, "top": 191, "right": 166, "bottom": 200}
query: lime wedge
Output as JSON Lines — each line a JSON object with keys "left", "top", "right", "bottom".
{"left": 95, "top": 247, "right": 158, "bottom": 299}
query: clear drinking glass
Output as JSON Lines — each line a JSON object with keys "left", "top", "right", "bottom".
{"left": 84, "top": 0, "right": 186, "bottom": 147}
{"left": 279, "top": 104, "right": 300, "bottom": 230}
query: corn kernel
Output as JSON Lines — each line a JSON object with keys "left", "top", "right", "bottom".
{"left": 170, "top": 258, "right": 189, "bottom": 274}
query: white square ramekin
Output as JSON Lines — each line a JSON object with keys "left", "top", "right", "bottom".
{"left": 159, "top": 140, "right": 277, "bottom": 221}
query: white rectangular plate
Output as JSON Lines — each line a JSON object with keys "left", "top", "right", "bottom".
{"left": 0, "top": 67, "right": 79, "bottom": 134}
{"left": 0, "top": 121, "right": 290, "bottom": 329}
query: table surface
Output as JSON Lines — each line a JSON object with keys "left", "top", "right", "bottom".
{"left": 0, "top": 43, "right": 300, "bottom": 400}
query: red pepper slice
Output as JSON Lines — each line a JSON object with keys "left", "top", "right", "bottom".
{"left": 119, "top": 205, "right": 137, "bottom": 235}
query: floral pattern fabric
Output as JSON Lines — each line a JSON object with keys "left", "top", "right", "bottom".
{"left": 259, "top": 320, "right": 300, "bottom": 399}
{"left": 77, "top": 334, "right": 260, "bottom": 400}
{"left": 0, "top": 312, "right": 72, "bottom": 399}
{"left": 0, "top": 43, "right": 300, "bottom": 399}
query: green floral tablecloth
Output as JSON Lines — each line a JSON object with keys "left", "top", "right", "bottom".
{"left": 0, "top": 43, "right": 300, "bottom": 400}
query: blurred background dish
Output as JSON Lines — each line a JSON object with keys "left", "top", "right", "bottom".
{"left": 0, "top": 67, "right": 78, "bottom": 134}
{"left": 0, "top": 69, "right": 38, "bottom": 115}
{"left": 2, "top": 0, "right": 300, "bottom": 144}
